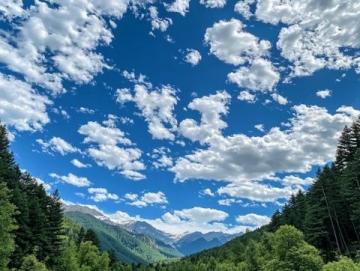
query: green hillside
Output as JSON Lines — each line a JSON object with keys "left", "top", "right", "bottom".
{"left": 65, "top": 211, "right": 182, "bottom": 264}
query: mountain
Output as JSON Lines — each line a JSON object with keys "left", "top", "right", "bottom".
{"left": 174, "top": 231, "right": 239, "bottom": 256}
{"left": 65, "top": 211, "right": 182, "bottom": 264}
{"left": 123, "top": 221, "right": 175, "bottom": 245}
{"left": 64, "top": 204, "right": 238, "bottom": 259}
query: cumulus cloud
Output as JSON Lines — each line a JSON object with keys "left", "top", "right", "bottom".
{"left": 36, "top": 137, "right": 80, "bottom": 156}
{"left": 271, "top": 93, "right": 288, "bottom": 105}
{"left": 166, "top": 0, "right": 190, "bottom": 16}
{"left": 236, "top": 213, "right": 270, "bottom": 227}
{"left": 179, "top": 91, "right": 230, "bottom": 144}
{"left": 218, "top": 198, "right": 242, "bottom": 206}
{"left": 205, "top": 19, "right": 271, "bottom": 66}
{"left": 205, "top": 18, "right": 280, "bottom": 97}
{"left": 88, "top": 187, "right": 119, "bottom": 202}
{"left": 234, "top": 0, "right": 255, "bottom": 19}
{"left": 0, "top": 0, "right": 129, "bottom": 94}
{"left": 71, "top": 159, "right": 91, "bottom": 169}
{"left": 0, "top": 74, "right": 51, "bottom": 132}
{"left": 79, "top": 118, "right": 145, "bottom": 180}
{"left": 172, "top": 98, "right": 360, "bottom": 202}
{"left": 316, "top": 89, "right": 332, "bottom": 99}
{"left": 50, "top": 173, "right": 91, "bottom": 187}
{"left": 151, "top": 147, "right": 173, "bottom": 169}
{"left": 254, "top": 0, "right": 360, "bottom": 76}
{"left": 238, "top": 90, "right": 256, "bottom": 103}
{"left": 116, "top": 82, "right": 178, "bottom": 140}
{"left": 184, "top": 49, "right": 202, "bottom": 66}
{"left": 228, "top": 58, "right": 280, "bottom": 92}
{"left": 0, "top": 0, "right": 24, "bottom": 19}
{"left": 200, "top": 0, "right": 226, "bottom": 8}
{"left": 124, "top": 191, "right": 168, "bottom": 208}
{"left": 148, "top": 6, "right": 172, "bottom": 32}
{"left": 200, "top": 188, "right": 215, "bottom": 197}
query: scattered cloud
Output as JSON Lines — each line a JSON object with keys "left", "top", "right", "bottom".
{"left": 149, "top": 6, "right": 172, "bottom": 32}
{"left": 124, "top": 191, "right": 168, "bottom": 208}
{"left": 37, "top": 137, "right": 80, "bottom": 156}
{"left": 238, "top": 90, "right": 256, "bottom": 103}
{"left": 316, "top": 89, "right": 332, "bottom": 99}
{"left": 200, "top": 0, "right": 226, "bottom": 8}
{"left": 200, "top": 188, "right": 215, "bottom": 197}
{"left": 0, "top": 74, "right": 51, "bottom": 132}
{"left": 254, "top": 0, "right": 360, "bottom": 76}
{"left": 79, "top": 118, "right": 145, "bottom": 180}
{"left": 71, "top": 159, "right": 91, "bottom": 169}
{"left": 271, "top": 93, "right": 288, "bottom": 105}
{"left": 184, "top": 49, "right": 202, "bottom": 66}
{"left": 88, "top": 187, "right": 119, "bottom": 202}
{"left": 116, "top": 80, "right": 178, "bottom": 140}
{"left": 228, "top": 58, "right": 280, "bottom": 92}
{"left": 172, "top": 99, "right": 360, "bottom": 202}
{"left": 50, "top": 173, "right": 91, "bottom": 187}
{"left": 236, "top": 213, "right": 270, "bottom": 227}
{"left": 179, "top": 91, "right": 230, "bottom": 144}
{"left": 166, "top": 0, "right": 190, "bottom": 16}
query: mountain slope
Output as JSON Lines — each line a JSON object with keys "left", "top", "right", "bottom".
{"left": 175, "top": 231, "right": 238, "bottom": 256}
{"left": 65, "top": 211, "right": 182, "bottom": 264}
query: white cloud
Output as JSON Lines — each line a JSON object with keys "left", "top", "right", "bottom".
{"left": 271, "top": 93, "right": 288, "bottom": 105}
{"left": 78, "top": 107, "right": 95, "bottom": 114}
{"left": 37, "top": 137, "right": 80, "bottom": 156}
{"left": 125, "top": 191, "right": 168, "bottom": 208}
{"left": 254, "top": 0, "right": 360, "bottom": 76}
{"left": 254, "top": 124, "right": 265, "bottom": 132}
{"left": 151, "top": 147, "right": 173, "bottom": 169}
{"left": 316, "top": 89, "right": 332, "bottom": 99}
{"left": 218, "top": 198, "right": 242, "bottom": 206}
{"left": 282, "top": 175, "right": 314, "bottom": 187}
{"left": 79, "top": 119, "right": 145, "bottom": 180}
{"left": 218, "top": 182, "right": 299, "bottom": 202}
{"left": 0, "top": 0, "right": 129, "bottom": 94}
{"left": 205, "top": 19, "right": 271, "bottom": 66}
{"left": 172, "top": 102, "right": 360, "bottom": 202}
{"left": 238, "top": 90, "right": 256, "bottom": 103}
{"left": 0, "top": 0, "right": 24, "bottom": 19}
{"left": 71, "top": 159, "right": 91, "bottom": 169}
{"left": 116, "top": 83, "right": 178, "bottom": 140}
{"left": 0, "top": 74, "right": 51, "bottom": 132}
{"left": 200, "top": 188, "right": 215, "bottom": 197}
{"left": 234, "top": 0, "right": 255, "bottom": 19}
{"left": 166, "top": 0, "right": 190, "bottom": 16}
{"left": 88, "top": 187, "right": 119, "bottom": 202}
{"left": 184, "top": 49, "right": 202, "bottom": 66}
{"left": 200, "top": 0, "right": 226, "bottom": 8}
{"left": 148, "top": 6, "right": 172, "bottom": 32}
{"left": 50, "top": 173, "right": 91, "bottom": 187}
{"left": 179, "top": 91, "right": 230, "bottom": 144}
{"left": 228, "top": 58, "right": 280, "bottom": 92}
{"left": 236, "top": 213, "right": 270, "bottom": 227}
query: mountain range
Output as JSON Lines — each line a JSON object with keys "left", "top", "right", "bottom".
{"left": 63, "top": 204, "right": 239, "bottom": 263}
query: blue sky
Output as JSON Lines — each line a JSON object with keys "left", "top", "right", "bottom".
{"left": 1, "top": 0, "right": 360, "bottom": 235}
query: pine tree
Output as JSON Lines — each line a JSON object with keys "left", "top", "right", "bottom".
{"left": 0, "top": 183, "right": 17, "bottom": 271}
{"left": 335, "top": 126, "right": 353, "bottom": 170}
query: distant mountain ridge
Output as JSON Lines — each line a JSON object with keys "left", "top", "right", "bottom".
{"left": 64, "top": 204, "right": 240, "bottom": 261}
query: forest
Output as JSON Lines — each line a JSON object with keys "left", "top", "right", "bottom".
{"left": 1, "top": 117, "right": 360, "bottom": 271}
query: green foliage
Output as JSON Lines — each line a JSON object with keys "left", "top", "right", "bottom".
{"left": 0, "top": 182, "right": 17, "bottom": 271}
{"left": 66, "top": 211, "right": 181, "bottom": 264}
{"left": 322, "top": 257, "right": 360, "bottom": 271}
{"left": 19, "top": 255, "right": 49, "bottom": 271}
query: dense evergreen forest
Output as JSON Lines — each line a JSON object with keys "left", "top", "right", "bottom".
{"left": 1, "top": 117, "right": 360, "bottom": 270}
